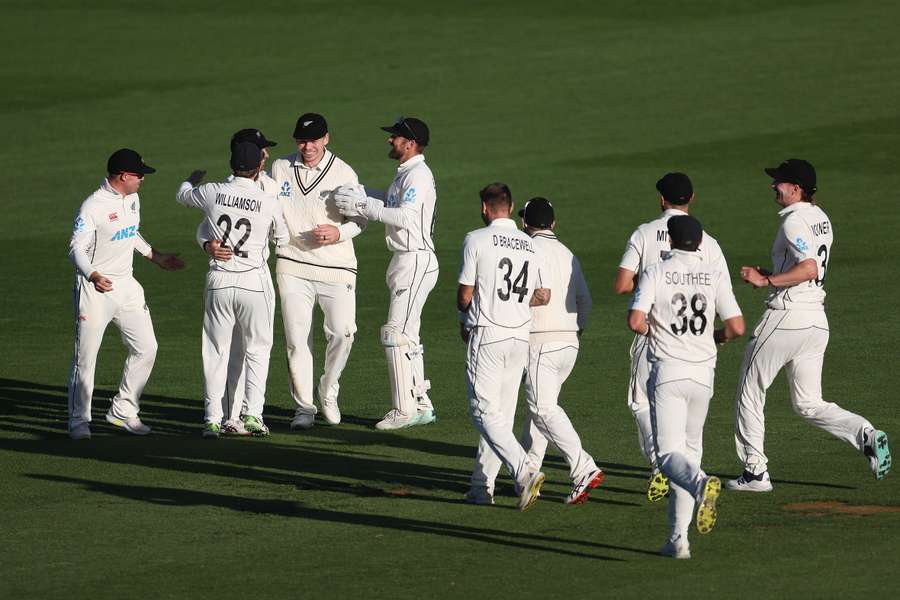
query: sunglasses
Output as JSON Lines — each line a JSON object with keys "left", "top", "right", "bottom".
{"left": 120, "top": 171, "right": 145, "bottom": 180}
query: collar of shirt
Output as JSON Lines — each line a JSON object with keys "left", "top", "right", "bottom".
{"left": 530, "top": 230, "right": 557, "bottom": 240}
{"left": 777, "top": 202, "right": 812, "bottom": 218}
{"left": 662, "top": 207, "right": 688, "bottom": 218}
{"left": 489, "top": 217, "right": 517, "bottom": 229}
{"left": 231, "top": 176, "right": 258, "bottom": 187}
{"left": 100, "top": 178, "right": 128, "bottom": 199}
{"left": 669, "top": 248, "right": 703, "bottom": 261}
{"left": 397, "top": 153, "right": 425, "bottom": 174}
{"left": 293, "top": 149, "right": 332, "bottom": 171}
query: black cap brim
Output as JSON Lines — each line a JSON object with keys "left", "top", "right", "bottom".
{"left": 138, "top": 165, "right": 156, "bottom": 174}
{"left": 764, "top": 167, "right": 782, "bottom": 180}
{"left": 381, "top": 125, "right": 404, "bottom": 136}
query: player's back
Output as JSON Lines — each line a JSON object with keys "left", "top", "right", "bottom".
{"left": 460, "top": 218, "right": 543, "bottom": 332}
{"left": 530, "top": 233, "right": 590, "bottom": 334}
{"left": 621, "top": 208, "right": 726, "bottom": 274}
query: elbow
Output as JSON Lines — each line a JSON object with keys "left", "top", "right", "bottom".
{"left": 627, "top": 311, "right": 645, "bottom": 334}
{"left": 613, "top": 282, "right": 629, "bottom": 295}
{"left": 726, "top": 317, "right": 746, "bottom": 339}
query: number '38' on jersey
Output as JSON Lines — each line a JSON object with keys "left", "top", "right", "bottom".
{"left": 631, "top": 249, "right": 742, "bottom": 369}
{"left": 458, "top": 218, "right": 546, "bottom": 332}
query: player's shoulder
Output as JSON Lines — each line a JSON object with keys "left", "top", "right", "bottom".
{"left": 270, "top": 155, "right": 298, "bottom": 173}
{"left": 328, "top": 152, "right": 358, "bottom": 178}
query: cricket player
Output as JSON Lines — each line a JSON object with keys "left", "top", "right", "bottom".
{"left": 628, "top": 215, "right": 745, "bottom": 559}
{"left": 458, "top": 183, "right": 550, "bottom": 512}
{"left": 614, "top": 172, "right": 729, "bottom": 502}
{"left": 67, "top": 148, "right": 185, "bottom": 440}
{"left": 176, "top": 142, "right": 289, "bottom": 438}
{"left": 198, "top": 128, "right": 279, "bottom": 436}
{"left": 728, "top": 159, "right": 891, "bottom": 491}
{"left": 466, "top": 197, "right": 604, "bottom": 506}
{"left": 334, "top": 116, "right": 438, "bottom": 430}
{"left": 268, "top": 113, "right": 365, "bottom": 430}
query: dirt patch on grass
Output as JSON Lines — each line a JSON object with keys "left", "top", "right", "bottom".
{"left": 784, "top": 501, "right": 900, "bottom": 516}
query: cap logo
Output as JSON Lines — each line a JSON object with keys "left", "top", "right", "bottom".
{"left": 303, "top": 120, "right": 313, "bottom": 127}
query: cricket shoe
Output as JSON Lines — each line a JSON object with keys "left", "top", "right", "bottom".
{"left": 69, "top": 423, "right": 91, "bottom": 440}
{"left": 517, "top": 471, "right": 545, "bottom": 512}
{"left": 864, "top": 429, "right": 892, "bottom": 480}
{"left": 695, "top": 476, "right": 721, "bottom": 535}
{"left": 105, "top": 412, "right": 151, "bottom": 435}
{"left": 290, "top": 412, "right": 315, "bottom": 430}
{"left": 243, "top": 415, "right": 270, "bottom": 437}
{"left": 464, "top": 486, "right": 495, "bottom": 506}
{"left": 414, "top": 408, "right": 438, "bottom": 426}
{"left": 565, "top": 469, "right": 605, "bottom": 505}
{"left": 660, "top": 535, "right": 691, "bottom": 559}
{"left": 375, "top": 409, "right": 417, "bottom": 430}
{"left": 725, "top": 470, "right": 773, "bottom": 492}
{"left": 202, "top": 422, "right": 221, "bottom": 439}
{"left": 222, "top": 419, "right": 251, "bottom": 436}
{"left": 647, "top": 468, "right": 670, "bottom": 502}
{"left": 320, "top": 397, "right": 341, "bottom": 426}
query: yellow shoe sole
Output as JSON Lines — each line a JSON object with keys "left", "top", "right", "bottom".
{"left": 647, "top": 471, "right": 670, "bottom": 503}
{"left": 696, "top": 476, "right": 722, "bottom": 534}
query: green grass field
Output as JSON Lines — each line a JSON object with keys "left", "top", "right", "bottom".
{"left": 2, "top": 1, "right": 899, "bottom": 597}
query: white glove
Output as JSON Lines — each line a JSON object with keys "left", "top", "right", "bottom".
{"left": 334, "top": 184, "right": 384, "bottom": 220}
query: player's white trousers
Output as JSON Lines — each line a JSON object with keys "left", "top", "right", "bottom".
{"left": 467, "top": 328, "right": 533, "bottom": 491}
{"left": 202, "top": 278, "right": 274, "bottom": 424}
{"left": 649, "top": 364, "right": 712, "bottom": 540}
{"left": 628, "top": 334, "right": 659, "bottom": 469}
{"left": 519, "top": 341, "right": 599, "bottom": 483}
{"left": 734, "top": 309, "right": 873, "bottom": 475}
{"left": 278, "top": 273, "right": 356, "bottom": 416}
{"left": 67, "top": 276, "right": 157, "bottom": 430}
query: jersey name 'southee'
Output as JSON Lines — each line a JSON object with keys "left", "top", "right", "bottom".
{"left": 664, "top": 271, "right": 711, "bottom": 286}
{"left": 492, "top": 234, "right": 534, "bottom": 253}
{"left": 215, "top": 193, "right": 262, "bottom": 213}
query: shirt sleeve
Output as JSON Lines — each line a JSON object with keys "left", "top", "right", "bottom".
{"left": 629, "top": 267, "right": 655, "bottom": 314}
{"left": 573, "top": 256, "right": 593, "bottom": 330}
{"left": 781, "top": 214, "right": 817, "bottom": 262}
{"left": 618, "top": 228, "right": 643, "bottom": 272}
{"left": 272, "top": 205, "right": 290, "bottom": 248}
{"left": 133, "top": 232, "right": 152, "bottom": 257}
{"left": 176, "top": 181, "right": 209, "bottom": 209}
{"left": 337, "top": 166, "right": 367, "bottom": 241}
{"left": 458, "top": 233, "right": 477, "bottom": 286}
{"left": 68, "top": 205, "right": 97, "bottom": 278}
{"left": 715, "top": 270, "right": 743, "bottom": 321}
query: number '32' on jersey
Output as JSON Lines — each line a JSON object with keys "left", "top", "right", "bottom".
{"left": 458, "top": 218, "right": 546, "bottom": 332}
{"left": 631, "top": 249, "right": 742, "bottom": 369}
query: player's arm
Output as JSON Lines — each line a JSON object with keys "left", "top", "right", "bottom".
{"left": 573, "top": 257, "right": 593, "bottom": 333}
{"left": 196, "top": 221, "right": 233, "bottom": 261}
{"left": 317, "top": 171, "right": 367, "bottom": 245}
{"left": 68, "top": 208, "right": 113, "bottom": 292}
{"left": 614, "top": 267, "right": 638, "bottom": 294}
{"left": 627, "top": 269, "right": 655, "bottom": 335}
{"left": 333, "top": 183, "right": 417, "bottom": 229}
{"left": 272, "top": 206, "right": 291, "bottom": 248}
{"left": 615, "top": 233, "right": 643, "bottom": 294}
{"left": 457, "top": 235, "right": 478, "bottom": 343}
{"left": 740, "top": 260, "right": 816, "bottom": 288}
{"left": 528, "top": 251, "right": 551, "bottom": 306}
{"left": 175, "top": 170, "right": 209, "bottom": 209}
{"left": 713, "top": 272, "right": 746, "bottom": 344}
{"left": 135, "top": 232, "right": 185, "bottom": 271}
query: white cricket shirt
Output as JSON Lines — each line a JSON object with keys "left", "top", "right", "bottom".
{"left": 383, "top": 154, "right": 437, "bottom": 253}
{"left": 69, "top": 179, "right": 153, "bottom": 280}
{"left": 619, "top": 208, "right": 728, "bottom": 275}
{"left": 528, "top": 231, "right": 592, "bottom": 343}
{"left": 631, "top": 249, "right": 742, "bottom": 370}
{"left": 459, "top": 218, "right": 546, "bottom": 334}
{"left": 765, "top": 202, "right": 832, "bottom": 311}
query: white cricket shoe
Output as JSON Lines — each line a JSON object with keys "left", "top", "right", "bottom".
{"left": 105, "top": 412, "right": 151, "bottom": 435}
{"left": 69, "top": 423, "right": 91, "bottom": 440}
{"left": 726, "top": 470, "right": 773, "bottom": 492}
{"left": 464, "top": 486, "right": 495, "bottom": 506}
{"left": 375, "top": 409, "right": 417, "bottom": 430}
{"left": 660, "top": 535, "right": 691, "bottom": 559}
{"left": 565, "top": 469, "right": 605, "bottom": 505}
{"left": 290, "top": 412, "right": 315, "bottom": 431}
{"left": 320, "top": 396, "right": 341, "bottom": 426}
{"left": 223, "top": 419, "right": 251, "bottom": 436}
{"left": 517, "top": 471, "right": 545, "bottom": 512}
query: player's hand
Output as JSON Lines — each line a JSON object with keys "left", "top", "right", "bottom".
{"left": 334, "top": 184, "right": 368, "bottom": 217}
{"left": 529, "top": 288, "right": 551, "bottom": 306}
{"left": 740, "top": 266, "right": 768, "bottom": 288}
{"left": 460, "top": 323, "right": 471, "bottom": 344}
{"left": 187, "top": 170, "right": 207, "bottom": 186}
{"left": 151, "top": 251, "right": 186, "bottom": 271}
{"left": 313, "top": 224, "right": 340, "bottom": 245}
{"left": 204, "top": 240, "right": 233, "bottom": 261}
{"left": 89, "top": 272, "right": 113, "bottom": 293}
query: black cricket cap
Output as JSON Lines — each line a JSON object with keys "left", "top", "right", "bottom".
{"left": 765, "top": 158, "right": 817, "bottom": 194}
{"left": 231, "top": 128, "right": 277, "bottom": 150}
{"left": 656, "top": 172, "right": 693, "bottom": 205}
{"left": 518, "top": 197, "right": 555, "bottom": 228}
{"left": 231, "top": 142, "right": 262, "bottom": 172}
{"left": 293, "top": 113, "right": 328, "bottom": 140}
{"left": 668, "top": 214, "right": 703, "bottom": 252}
{"left": 107, "top": 148, "right": 156, "bottom": 175}
{"left": 382, "top": 116, "right": 429, "bottom": 146}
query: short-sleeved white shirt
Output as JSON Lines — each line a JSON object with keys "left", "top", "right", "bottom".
{"left": 619, "top": 208, "right": 728, "bottom": 275}
{"left": 631, "top": 249, "right": 742, "bottom": 369}
{"left": 765, "top": 202, "right": 832, "bottom": 310}
{"left": 385, "top": 154, "right": 436, "bottom": 253}
{"left": 459, "top": 218, "right": 546, "bottom": 333}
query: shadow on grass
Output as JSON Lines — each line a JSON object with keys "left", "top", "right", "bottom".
{"left": 28, "top": 474, "right": 660, "bottom": 561}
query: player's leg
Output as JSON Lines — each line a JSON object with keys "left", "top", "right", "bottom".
{"left": 315, "top": 279, "right": 357, "bottom": 425}
{"left": 107, "top": 278, "right": 157, "bottom": 435}
{"left": 67, "top": 279, "right": 115, "bottom": 437}
{"left": 236, "top": 287, "right": 275, "bottom": 437}
{"left": 277, "top": 273, "right": 318, "bottom": 429}
{"left": 730, "top": 310, "right": 791, "bottom": 489}
{"left": 627, "top": 335, "right": 667, "bottom": 501}
{"left": 222, "top": 323, "right": 250, "bottom": 435}
{"left": 407, "top": 263, "right": 439, "bottom": 420}
{"left": 200, "top": 287, "right": 237, "bottom": 435}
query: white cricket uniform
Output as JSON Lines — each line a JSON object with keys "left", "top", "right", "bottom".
{"left": 67, "top": 180, "right": 158, "bottom": 430}
{"left": 619, "top": 208, "right": 728, "bottom": 469}
{"left": 195, "top": 171, "right": 279, "bottom": 423}
{"left": 370, "top": 154, "right": 439, "bottom": 416}
{"left": 177, "top": 177, "right": 289, "bottom": 424}
{"left": 472, "top": 230, "right": 598, "bottom": 492}
{"left": 631, "top": 249, "right": 742, "bottom": 542}
{"left": 460, "top": 218, "right": 546, "bottom": 490}
{"left": 734, "top": 202, "right": 873, "bottom": 475}
{"left": 270, "top": 150, "right": 363, "bottom": 417}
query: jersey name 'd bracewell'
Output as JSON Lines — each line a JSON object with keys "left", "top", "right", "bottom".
{"left": 492, "top": 233, "right": 535, "bottom": 253}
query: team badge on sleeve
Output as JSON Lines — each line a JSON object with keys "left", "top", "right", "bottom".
{"left": 403, "top": 187, "right": 417, "bottom": 204}
{"left": 73, "top": 216, "right": 86, "bottom": 233}
{"left": 794, "top": 236, "right": 809, "bottom": 252}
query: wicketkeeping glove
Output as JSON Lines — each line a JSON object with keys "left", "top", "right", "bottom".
{"left": 334, "top": 184, "right": 382, "bottom": 219}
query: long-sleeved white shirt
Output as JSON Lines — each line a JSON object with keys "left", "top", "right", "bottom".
{"left": 528, "top": 231, "right": 592, "bottom": 343}
{"left": 368, "top": 154, "right": 437, "bottom": 254}
{"left": 765, "top": 202, "right": 832, "bottom": 311}
{"left": 69, "top": 179, "right": 153, "bottom": 280}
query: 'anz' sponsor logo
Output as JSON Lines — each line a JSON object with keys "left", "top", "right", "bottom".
{"left": 280, "top": 181, "right": 292, "bottom": 197}
{"left": 111, "top": 225, "right": 137, "bottom": 241}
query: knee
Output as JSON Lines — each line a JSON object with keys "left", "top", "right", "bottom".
{"left": 792, "top": 396, "right": 826, "bottom": 418}
{"left": 380, "top": 325, "right": 411, "bottom": 348}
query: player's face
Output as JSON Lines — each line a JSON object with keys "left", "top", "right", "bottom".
{"left": 259, "top": 147, "right": 269, "bottom": 171}
{"left": 388, "top": 134, "right": 415, "bottom": 160}
{"left": 772, "top": 181, "right": 799, "bottom": 206}
{"left": 118, "top": 172, "right": 144, "bottom": 195}
{"left": 296, "top": 134, "right": 329, "bottom": 167}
